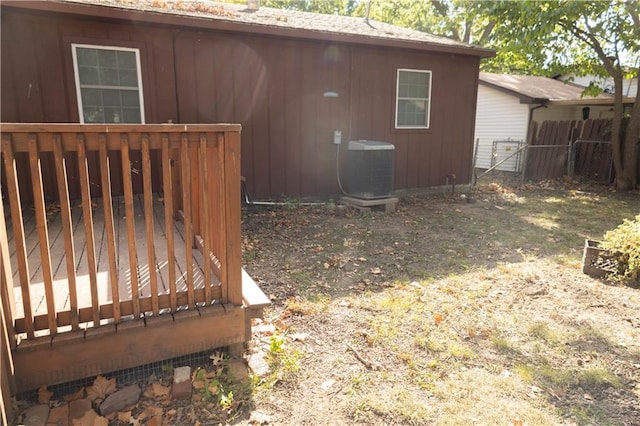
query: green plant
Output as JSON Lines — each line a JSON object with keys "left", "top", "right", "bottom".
{"left": 600, "top": 214, "right": 640, "bottom": 284}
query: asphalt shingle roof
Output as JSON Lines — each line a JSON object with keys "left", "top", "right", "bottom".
{"left": 479, "top": 72, "right": 613, "bottom": 103}
{"left": 59, "top": 0, "right": 494, "bottom": 57}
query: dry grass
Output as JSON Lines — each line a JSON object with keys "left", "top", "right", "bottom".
{"left": 239, "top": 180, "right": 640, "bottom": 425}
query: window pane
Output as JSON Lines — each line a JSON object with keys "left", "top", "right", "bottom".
{"left": 397, "top": 99, "right": 426, "bottom": 127}
{"left": 99, "top": 67, "right": 119, "bottom": 86}
{"left": 123, "top": 108, "right": 141, "bottom": 123}
{"left": 76, "top": 48, "right": 98, "bottom": 67}
{"left": 117, "top": 51, "right": 137, "bottom": 69}
{"left": 81, "top": 88, "right": 102, "bottom": 106}
{"left": 119, "top": 69, "right": 138, "bottom": 87}
{"left": 104, "top": 107, "right": 123, "bottom": 123}
{"left": 97, "top": 49, "right": 117, "bottom": 68}
{"left": 83, "top": 107, "right": 104, "bottom": 123}
{"left": 399, "top": 71, "right": 429, "bottom": 98}
{"left": 399, "top": 71, "right": 409, "bottom": 86}
{"left": 102, "top": 90, "right": 121, "bottom": 107}
{"left": 78, "top": 66, "right": 99, "bottom": 85}
{"left": 121, "top": 90, "right": 140, "bottom": 107}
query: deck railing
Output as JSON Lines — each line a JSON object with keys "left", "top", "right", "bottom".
{"left": 0, "top": 124, "right": 242, "bottom": 343}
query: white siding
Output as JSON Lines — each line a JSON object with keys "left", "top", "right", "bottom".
{"left": 474, "top": 85, "right": 529, "bottom": 171}
{"left": 533, "top": 105, "right": 580, "bottom": 122}
{"left": 533, "top": 105, "right": 614, "bottom": 122}
{"left": 561, "top": 74, "right": 637, "bottom": 98}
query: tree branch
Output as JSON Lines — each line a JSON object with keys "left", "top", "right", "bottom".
{"left": 478, "top": 20, "right": 496, "bottom": 45}
{"left": 627, "top": 3, "right": 640, "bottom": 33}
{"left": 463, "top": 20, "right": 472, "bottom": 44}
{"left": 558, "top": 19, "right": 617, "bottom": 77}
{"left": 432, "top": 0, "right": 461, "bottom": 41}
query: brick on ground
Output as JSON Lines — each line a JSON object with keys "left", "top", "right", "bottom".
{"left": 172, "top": 366, "right": 192, "bottom": 400}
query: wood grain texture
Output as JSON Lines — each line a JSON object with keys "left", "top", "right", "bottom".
{"left": 53, "top": 135, "right": 79, "bottom": 330}
{"left": 161, "top": 135, "right": 177, "bottom": 311}
{"left": 77, "top": 135, "right": 101, "bottom": 326}
{"left": 141, "top": 135, "right": 159, "bottom": 315}
{"left": 180, "top": 134, "right": 194, "bottom": 307}
{"left": 121, "top": 134, "right": 140, "bottom": 317}
{"left": 199, "top": 134, "right": 212, "bottom": 303}
{"left": 27, "top": 135, "right": 57, "bottom": 334}
{"left": 13, "top": 305, "right": 245, "bottom": 392}
{"left": 1, "top": 135, "right": 34, "bottom": 338}
{"left": 98, "top": 137, "right": 120, "bottom": 323}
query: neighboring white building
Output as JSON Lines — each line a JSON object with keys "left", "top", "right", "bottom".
{"left": 558, "top": 73, "right": 638, "bottom": 98}
{"left": 473, "top": 73, "right": 629, "bottom": 172}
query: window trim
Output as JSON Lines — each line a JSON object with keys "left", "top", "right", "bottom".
{"left": 72, "top": 43, "right": 146, "bottom": 124}
{"left": 395, "top": 68, "right": 432, "bottom": 129}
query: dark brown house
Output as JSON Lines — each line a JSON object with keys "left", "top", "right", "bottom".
{"left": 1, "top": 0, "right": 494, "bottom": 200}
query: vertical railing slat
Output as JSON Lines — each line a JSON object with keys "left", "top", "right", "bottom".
{"left": 199, "top": 134, "right": 212, "bottom": 304}
{"left": 141, "top": 135, "right": 159, "bottom": 315}
{"left": 0, "top": 158, "right": 17, "bottom": 348}
{"left": 77, "top": 134, "right": 100, "bottom": 326}
{"left": 52, "top": 135, "right": 79, "bottom": 330}
{"left": 161, "top": 135, "right": 177, "bottom": 312}
{"left": 1, "top": 134, "right": 34, "bottom": 339}
{"left": 121, "top": 134, "right": 140, "bottom": 318}
{"left": 215, "top": 133, "right": 229, "bottom": 301}
{"left": 27, "top": 134, "right": 57, "bottom": 335}
{"left": 180, "top": 134, "right": 194, "bottom": 307}
{"left": 224, "top": 131, "right": 243, "bottom": 305}
{"left": 98, "top": 136, "right": 120, "bottom": 324}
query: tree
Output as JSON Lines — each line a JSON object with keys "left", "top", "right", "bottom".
{"left": 500, "top": 1, "right": 639, "bottom": 190}
{"left": 260, "top": 0, "right": 359, "bottom": 15}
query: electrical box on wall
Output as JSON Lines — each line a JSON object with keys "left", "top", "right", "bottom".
{"left": 348, "top": 140, "right": 395, "bottom": 199}
{"left": 333, "top": 130, "right": 342, "bottom": 145}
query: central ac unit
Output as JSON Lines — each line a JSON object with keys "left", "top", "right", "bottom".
{"left": 348, "top": 140, "right": 395, "bottom": 199}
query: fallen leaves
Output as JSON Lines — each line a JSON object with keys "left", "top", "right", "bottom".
{"left": 151, "top": 383, "right": 171, "bottom": 398}
{"left": 38, "top": 385, "right": 53, "bottom": 404}
{"left": 434, "top": 314, "right": 444, "bottom": 326}
{"left": 64, "top": 387, "right": 85, "bottom": 402}
{"left": 71, "top": 409, "right": 108, "bottom": 426}
{"left": 210, "top": 351, "right": 224, "bottom": 368}
{"left": 87, "top": 376, "right": 117, "bottom": 402}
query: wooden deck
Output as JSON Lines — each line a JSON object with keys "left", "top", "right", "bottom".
{"left": 7, "top": 194, "right": 213, "bottom": 334}
{"left": 0, "top": 124, "right": 269, "bottom": 397}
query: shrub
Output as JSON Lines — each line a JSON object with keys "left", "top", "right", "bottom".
{"left": 600, "top": 214, "right": 640, "bottom": 285}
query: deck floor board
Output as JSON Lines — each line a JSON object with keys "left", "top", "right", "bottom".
{"left": 8, "top": 194, "right": 208, "bottom": 321}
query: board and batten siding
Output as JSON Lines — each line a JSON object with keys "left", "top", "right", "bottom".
{"left": 474, "top": 85, "right": 529, "bottom": 171}
{"left": 1, "top": 5, "right": 482, "bottom": 199}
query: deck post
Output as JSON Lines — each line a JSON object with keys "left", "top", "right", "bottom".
{"left": 223, "top": 131, "right": 243, "bottom": 306}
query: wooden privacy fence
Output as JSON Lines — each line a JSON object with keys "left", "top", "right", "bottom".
{"left": 0, "top": 123, "right": 267, "bottom": 394}
{"left": 524, "top": 119, "right": 613, "bottom": 182}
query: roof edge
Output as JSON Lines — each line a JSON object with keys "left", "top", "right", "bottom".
{"left": 478, "top": 80, "right": 541, "bottom": 104}
{"left": 549, "top": 97, "right": 636, "bottom": 106}
{"left": 1, "top": 0, "right": 496, "bottom": 58}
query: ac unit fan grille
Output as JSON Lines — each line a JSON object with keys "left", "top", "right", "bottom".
{"left": 348, "top": 140, "right": 394, "bottom": 199}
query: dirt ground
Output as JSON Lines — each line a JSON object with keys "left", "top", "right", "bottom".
{"left": 236, "top": 178, "right": 640, "bottom": 425}
{"left": 12, "top": 178, "right": 640, "bottom": 426}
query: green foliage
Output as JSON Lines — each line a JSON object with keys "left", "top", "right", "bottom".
{"left": 261, "top": 0, "right": 359, "bottom": 15}
{"left": 600, "top": 214, "right": 640, "bottom": 284}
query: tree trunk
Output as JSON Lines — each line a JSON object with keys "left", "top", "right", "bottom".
{"left": 619, "top": 78, "right": 640, "bottom": 190}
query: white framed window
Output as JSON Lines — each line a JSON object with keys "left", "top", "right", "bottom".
{"left": 72, "top": 44, "right": 145, "bottom": 124}
{"left": 395, "top": 68, "right": 431, "bottom": 129}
